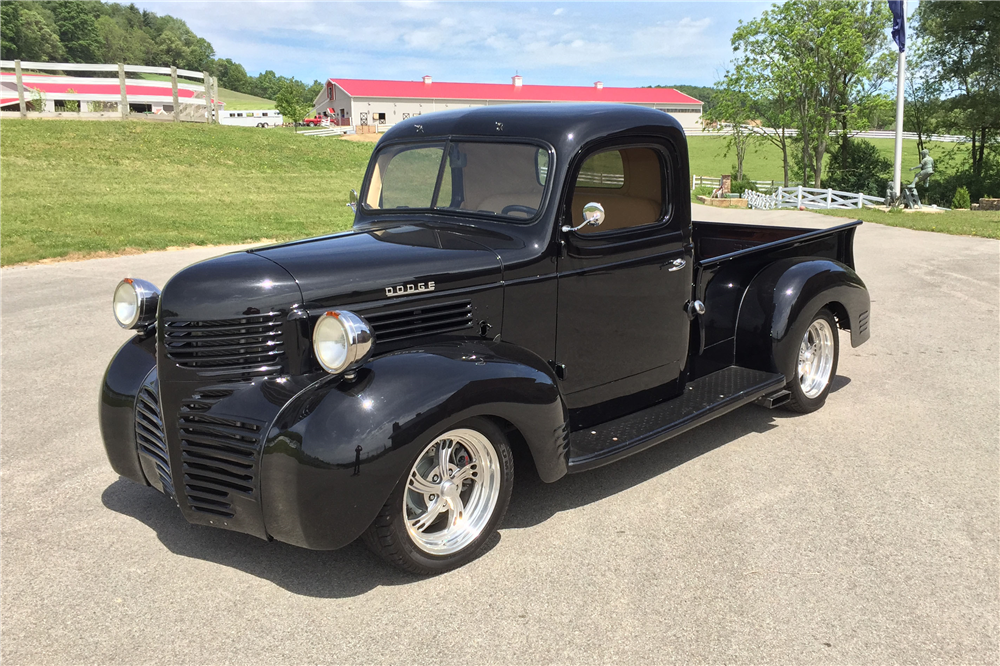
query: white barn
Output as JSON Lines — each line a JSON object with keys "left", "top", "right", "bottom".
{"left": 314, "top": 75, "right": 703, "bottom": 131}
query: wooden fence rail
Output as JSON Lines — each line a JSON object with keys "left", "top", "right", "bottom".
{"left": 0, "top": 59, "right": 217, "bottom": 124}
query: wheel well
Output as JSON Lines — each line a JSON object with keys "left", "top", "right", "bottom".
{"left": 823, "top": 301, "right": 851, "bottom": 331}
{"left": 480, "top": 415, "right": 539, "bottom": 482}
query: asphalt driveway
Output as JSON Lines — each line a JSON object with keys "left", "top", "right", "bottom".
{"left": 2, "top": 214, "right": 998, "bottom": 664}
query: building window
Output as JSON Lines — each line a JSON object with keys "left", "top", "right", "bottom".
{"left": 327, "top": 85, "right": 333, "bottom": 100}
{"left": 375, "top": 112, "right": 386, "bottom": 124}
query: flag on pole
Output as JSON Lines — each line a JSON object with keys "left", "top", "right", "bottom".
{"left": 889, "top": 0, "right": 906, "bottom": 52}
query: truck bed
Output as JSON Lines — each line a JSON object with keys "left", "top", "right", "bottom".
{"left": 693, "top": 219, "right": 860, "bottom": 268}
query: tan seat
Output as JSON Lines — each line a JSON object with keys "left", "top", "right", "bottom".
{"left": 571, "top": 147, "right": 664, "bottom": 233}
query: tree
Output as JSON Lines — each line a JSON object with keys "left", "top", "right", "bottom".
{"left": 914, "top": 1, "right": 999, "bottom": 181}
{"left": 704, "top": 83, "right": 755, "bottom": 180}
{"left": 275, "top": 84, "right": 311, "bottom": 123}
{"left": 52, "top": 1, "right": 101, "bottom": 63}
{"left": 726, "top": 1, "right": 893, "bottom": 187}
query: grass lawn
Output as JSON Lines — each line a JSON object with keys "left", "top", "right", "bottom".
{"left": 813, "top": 207, "right": 999, "bottom": 239}
{"left": 1, "top": 120, "right": 994, "bottom": 266}
{"left": 0, "top": 119, "right": 372, "bottom": 265}
{"left": 688, "top": 135, "right": 953, "bottom": 186}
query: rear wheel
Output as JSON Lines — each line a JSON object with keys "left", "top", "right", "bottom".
{"left": 783, "top": 308, "right": 839, "bottom": 413}
{"left": 362, "top": 417, "right": 513, "bottom": 574}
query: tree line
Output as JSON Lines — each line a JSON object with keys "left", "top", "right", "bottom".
{"left": 703, "top": 0, "right": 997, "bottom": 205}
{"left": 0, "top": 1, "right": 322, "bottom": 105}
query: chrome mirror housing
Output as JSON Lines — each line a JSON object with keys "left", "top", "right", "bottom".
{"left": 561, "top": 201, "right": 606, "bottom": 233}
{"left": 347, "top": 189, "right": 358, "bottom": 212}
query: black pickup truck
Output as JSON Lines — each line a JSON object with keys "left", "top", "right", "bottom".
{"left": 101, "top": 104, "right": 870, "bottom": 574}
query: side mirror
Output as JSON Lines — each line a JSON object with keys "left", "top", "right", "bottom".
{"left": 561, "top": 202, "right": 605, "bottom": 233}
{"left": 347, "top": 189, "right": 358, "bottom": 212}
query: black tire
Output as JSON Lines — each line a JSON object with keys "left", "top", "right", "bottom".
{"left": 783, "top": 307, "right": 839, "bottom": 413}
{"left": 362, "top": 417, "right": 514, "bottom": 574}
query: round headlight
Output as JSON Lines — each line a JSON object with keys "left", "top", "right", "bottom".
{"left": 312, "top": 311, "right": 373, "bottom": 374}
{"left": 112, "top": 278, "right": 160, "bottom": 330}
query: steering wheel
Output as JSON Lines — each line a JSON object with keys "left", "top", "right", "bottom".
{"left": 500, "top": 204, "right": 537, "bottom": 217}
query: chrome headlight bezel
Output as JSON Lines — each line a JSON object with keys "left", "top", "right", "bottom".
{"left": 113, "top": 278, "right": 160, "bottom": 330}
{"left": 312, "top": 310, "right": 374, "bottom": 375}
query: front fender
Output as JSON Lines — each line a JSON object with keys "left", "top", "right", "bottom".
{"left": 260, "top": 340, "right": 567, "bottom": 550}
{"left": 99, "top": 334, "right": 156, "bottom": 485}
{"left": 735, "top": 258, "right": 871, "bottom": 379}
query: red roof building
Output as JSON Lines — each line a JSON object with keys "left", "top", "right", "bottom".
{"left": 316, "top": 75, "right": 703, "bottom": 130}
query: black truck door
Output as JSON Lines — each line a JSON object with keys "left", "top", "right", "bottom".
{"left": 555, "top": 143, "right": 692, "bottom": 422}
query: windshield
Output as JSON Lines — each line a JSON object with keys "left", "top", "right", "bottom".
{"left": 363, "top": 141, "right": 551, "bottom": 221}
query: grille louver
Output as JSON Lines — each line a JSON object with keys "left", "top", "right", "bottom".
{"left": 135, "top": 374, "right": 174, "bottom": 498}
{"left": 179, "top": 413, "right": 262, "bottom": 518}
{"left": 165, "top": 314, "right": 284, "bottom": 377}
{"left": 367, "top": 300, "right": 473, "bottom": 343}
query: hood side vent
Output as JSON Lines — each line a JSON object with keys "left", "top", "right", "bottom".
{"left": 367, "top": 300, "right": 473, "bottom": 343}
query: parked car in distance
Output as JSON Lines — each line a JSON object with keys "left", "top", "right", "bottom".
{"left": 100, "top": 104, "right": 871, "bottom": 574}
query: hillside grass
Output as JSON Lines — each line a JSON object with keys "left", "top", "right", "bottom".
{"left": 137, "top": 73, "right": 276, "bottom": 110}
{"left": 0, "top": 119, "right": 371, "bottom": 265}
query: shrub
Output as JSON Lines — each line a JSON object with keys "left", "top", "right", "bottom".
{"left": 823, "top": 139, "right": 892, "bottom": 196}
{"left": 692, "top": 185, "right": 715, "bottom": 198}
{"left": 731, "top": 179, "right": 759, "bottom": 196}
{"left": 952, "top": 186, "right": 971, "bottom": 209}
{"left": 63, "top": 89, "right": 79, "bottom": 113}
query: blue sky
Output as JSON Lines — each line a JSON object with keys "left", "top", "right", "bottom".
{"left": 134, "top": 1, "right": 773, "bottom": 87}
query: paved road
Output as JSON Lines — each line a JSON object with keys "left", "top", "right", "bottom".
{"left": 2, "top": 216, "right": 998, "bottom": 665}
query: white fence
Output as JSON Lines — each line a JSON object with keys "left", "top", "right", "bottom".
{"left": 745, "top": 186, "right": 885, "bottom": 211}
{"left": 0, "top": 59, "right": 219, "bottom": 123}
{"left": 688, "top": 126, "right": 969, "bottom": 143}
{"left": 692, "top": 175, "right": 798, "bottom": 193}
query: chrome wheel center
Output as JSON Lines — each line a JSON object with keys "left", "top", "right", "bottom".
{"left": 797, "top": 318, "right": 835, "bottom": 399}
{"left": 403, "top": 428, "right": 501, "bottom": 556}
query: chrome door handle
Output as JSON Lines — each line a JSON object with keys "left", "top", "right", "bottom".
{"left": 666, "top": 258, "right": 686, "bottom": 271}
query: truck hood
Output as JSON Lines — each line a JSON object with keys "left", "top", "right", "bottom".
{"left": 250, "top": 224, "right": 504, "bottom": 309}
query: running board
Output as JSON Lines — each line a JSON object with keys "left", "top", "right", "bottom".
{"left": 567, "top": 366, "right": 786, "bottom": 473}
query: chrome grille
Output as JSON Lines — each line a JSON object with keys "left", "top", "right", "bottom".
{"left": 179, "top": 413, "right": 261, "bottom": 518}
{"left": 135, "top": 373, "right": 174, "bottom": 498}
{"left": 367, "top": 300, "right": 473, "bottom": 343}
{"left": 164, "top": 314, "right": 284, "bottom": 376}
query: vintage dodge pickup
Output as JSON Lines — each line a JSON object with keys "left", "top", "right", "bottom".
{"left": 101, "top": 104, "right": 870, "bottom": 573}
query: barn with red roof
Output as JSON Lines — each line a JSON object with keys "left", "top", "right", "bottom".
{"left": 315, "top": 75, "right": 703, "bottom": 130}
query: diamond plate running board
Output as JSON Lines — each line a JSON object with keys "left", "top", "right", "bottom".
{"left": 567, "top": 366, "right": 785, "bottom": 473}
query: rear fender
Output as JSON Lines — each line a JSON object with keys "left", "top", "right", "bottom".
{"left": 735, "top": 258, "right": 870, "bottom": 380}
{"left": 260, "top": 340, "right": 567, "bottom": 550}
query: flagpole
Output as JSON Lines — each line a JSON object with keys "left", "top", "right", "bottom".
{"left": 892, "top": 0, "right": 906, "bottom": 200}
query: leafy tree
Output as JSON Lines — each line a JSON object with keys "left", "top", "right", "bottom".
{"left": 952, "top": 186, "right": 971, "bottom": 209}
{"left": 727, "top": 1, "right": 893, "bottom": 187}
{"left": 17, "top": 8, "right": 65, "bottom": 61}
{"left": 275, "top": 83, "right": 311, "bottom": 123}
{"left": 914, "top": 1, "right": 999, "bottom": 181}
{"left": 52, "top": 1, "right": 101, "bottom": 63}
{"left": 215, "top": 58, "right": 250, "bottom": 91}
{"left": 1, "top": 3, "right": 21, "bottom": 59}
{"left": 704, "top": 83, "right": 755, "bottom": 180}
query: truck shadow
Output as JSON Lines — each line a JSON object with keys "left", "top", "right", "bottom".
{"left": 101, "top": 479, "right": 430, "bottom": 598}
{"left": 505, "top": 378, "right": 850, "bottom": 529}
{"left": 101, "top": 377, "right": 849, "bottom": 597}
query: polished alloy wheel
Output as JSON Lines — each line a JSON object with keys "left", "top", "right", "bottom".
{"left": 403, "top": 428, "right": 501, "bottom": 556}
{"left": 797, "top": 318, "right": 835, "bottom": 399}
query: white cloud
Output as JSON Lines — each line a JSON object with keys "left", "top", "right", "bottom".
{"left": 134, "top": 1, "right": 770, "bottom": 86}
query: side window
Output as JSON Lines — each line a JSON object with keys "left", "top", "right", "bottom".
{"left": 571, "top": 147, "right": 666, "bottom": 234}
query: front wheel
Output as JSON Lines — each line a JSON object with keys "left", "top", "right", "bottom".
{"left": 783, "top": 307, "right": 839, "bottom": 413}
{"left": 362, "top": 417, "right": 513, "bottom": 574}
